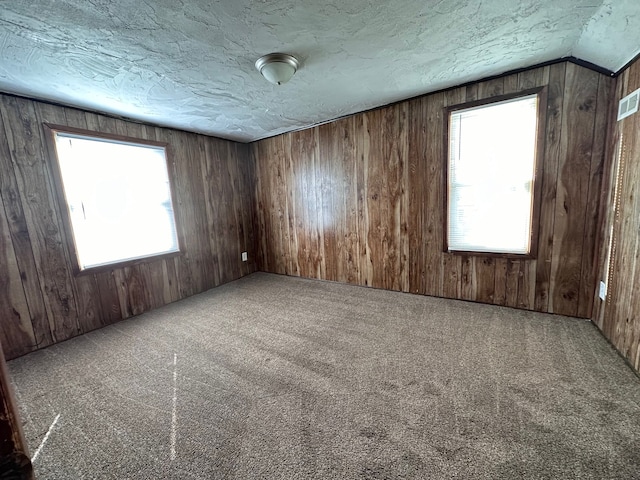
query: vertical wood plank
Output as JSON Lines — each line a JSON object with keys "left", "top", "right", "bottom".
{"left": 355, "top": 115, "right": 370, "bottom": 286}
{"left": 613, "top": 125, "right": 636, "bottom": 360}
{"left": 591, "top": 73, "right": 624, "bottom": 332}
{"left": 505, "top": 259, "right": 520, "bottom": 308}
{"left": 252, "top": 141, "right": 268, "bottom": 272}
{"left": 475, "top": 258, "right": 495, "bottom": 304}
{"left": 460, "top": 256, "right": 477, "bottom": 301}
{"left": 235, "top": 142, "right": 255, "bottom": 277}
{"left": 382, "top": 103, "right": 402, "bottom": 292}
{"left": 465, "top": 84, "right": 479, "bottom": 102}
{"left": 94, "top": 271, "right": 121, "bottom": 324}
{"left": 227, "top": 141, "right": 250, "bottom": 280}
{"left": 0, "top": 96, "right": 80, "bottom": 343}
{"left": 318, "top": 123, "right": 340, "bottom": 282}
{"left": 264, "top": 136, "right": 287, "bottom": 275}
{"left": 408, "top": 97, "right": 426, "bottom": 295}
{"left": 603, "top": 68, "right": 629, "bottom": 344}
{"left": 277, "top": 135, "right": 294, "bottom": 276}
{"left": 535, "top": 62, "right": 566, "bottom": 312}
{"left": 215, "top": 136, "right": 241, "bottom": 284}
{"left": 517, "top": 260, "right": 536, "bottom": 310}
{"left": 282, "top": 134, "right": 301, "bottom": 278}
{"left": 123, "top": 265, "right": 150, "bottom": 316}
{"left": 0, "top": 191, "right": 35, "bottom": 358}
{"left": 577, "top": 74, "right": 613, "bottom": 318}
{"left": 181, "top": 131, "right": 210, "bottom": 292}
{"left": 550, "top": 63, "right": 599, "bottom": 316}
{"left": 441, "top": 254, "right": 460, "bottom": 299}
{"left": 201, "top": 136, "right": 224, "bottom": 287}
{"left": 425, "top": 93, "right": 445, "bottom": 297}
{"left": 364, "top": 109, "right": 383, "bottom": 288}
{"left": 0, "top": 100, "right": 52, "bottom": 351}
{"left": 493, "top": 258, "right": 508, "bottom": 306}
{"left": 398, "top": 103, "right": 410, "bottom": 293}
{"left": 478, "top": 77, "right": 505, "bottom": 99}
{"left": 313, "top": 128, "right": 327, "bottom": 280}
{"left": 289, "top": 132, "right": 307, "bottom": 277}
{"left": 291, "top": 129, "right": 322, "bottom": 278}
{"left": 503, "top": 74, "right": 519, "bottom": 95}
{"left": 342, "top": 116, "right": 360, "bottom": 285}
{"left": 518, "top": 67, "right": 549, "bottom": 90}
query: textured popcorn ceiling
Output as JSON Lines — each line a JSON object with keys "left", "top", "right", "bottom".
{"left": 1, "top": 0, "right": 639, "bottom": 142}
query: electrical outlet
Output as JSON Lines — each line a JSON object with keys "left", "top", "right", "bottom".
{"left": 599, "top": 281, "right": 607, "bottom": 301}
{"left": 241, "top": 251, "right": 248, "bottom": 262}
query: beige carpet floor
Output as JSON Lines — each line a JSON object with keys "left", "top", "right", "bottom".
{"left": 8, "top": 272, "right": 640, "bottom": 479}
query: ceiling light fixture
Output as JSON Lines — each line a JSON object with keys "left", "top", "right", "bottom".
{"left": 255, "top": 53, "right": 300, "bottom": 86}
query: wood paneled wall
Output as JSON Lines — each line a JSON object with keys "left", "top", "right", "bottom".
{"left": 0, "top": 94, "right": 256, "bottom": 360}
{"left": 253, "top": 62, "right": 612, "bottom": 319}
{"left": 592, "top": 58, "right": 640, "bottom": 373}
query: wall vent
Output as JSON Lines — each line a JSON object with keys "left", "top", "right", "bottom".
{"left": 617, "top": 87, "right": 640, "bottom": 121}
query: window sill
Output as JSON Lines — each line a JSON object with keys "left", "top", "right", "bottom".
{"left": 73, "top": 250, "right": 183, "bottom": 276}
{"left": 445, "top": 249, "right": 537, "bottom": 261}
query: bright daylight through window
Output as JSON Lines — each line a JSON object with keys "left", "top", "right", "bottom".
{"left": 50, "top": 130, "right": 179, "bottom": 270}
{"left": 447, "top": 93, "right": 540, "bottom": 255}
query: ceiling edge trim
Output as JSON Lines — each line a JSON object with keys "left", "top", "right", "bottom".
{"left": 250, "top": 56, "right": 615, "bottom": 144}
{"left": 567, "top": 57, "right": 615, "bottom": 77}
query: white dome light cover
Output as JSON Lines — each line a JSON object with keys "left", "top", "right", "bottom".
{"left": 255, "top": 53, "right": 300, "bottom": 85}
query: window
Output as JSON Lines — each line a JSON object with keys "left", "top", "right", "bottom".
{"left": 446, "top": 91, "right": 544, "bottom": 256}
{"left": 46, "top": 126, "right": 180, "bottom": 272}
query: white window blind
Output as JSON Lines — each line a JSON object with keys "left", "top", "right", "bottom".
{"left": 448, "top": 94, "right": 539, "bottom": 254}
{"left": 53, "top": 132, "right": 179, "bottom": 270}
